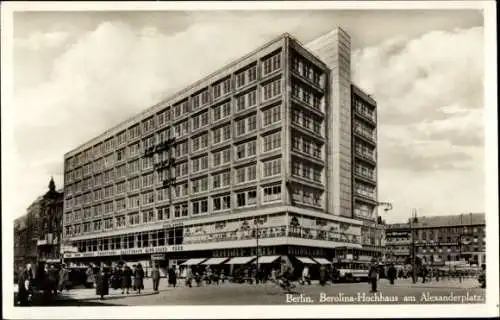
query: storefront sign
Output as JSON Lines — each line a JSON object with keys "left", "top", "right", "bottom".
{"left": 151, "top": 253, "right": 166, "bottom": 260}
{"left": 63, "top": 245, "right": 184, "bottom": 258}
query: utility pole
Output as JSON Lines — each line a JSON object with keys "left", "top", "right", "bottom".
{"left": 254, "top": 217, "right": 262, "bottom": 281}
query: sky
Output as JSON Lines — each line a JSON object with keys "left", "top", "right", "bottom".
{"left": 6, "top": 8, "right": 486, "bottom": 224}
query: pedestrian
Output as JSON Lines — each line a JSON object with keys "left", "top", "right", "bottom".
{"left": 270, "top": 268, "right": 277, "bottom": 282}
{"left": 301, "top": 265, "right": 311, "bottom": 285}
{"left": 421, "top": 266, "right": 427, "bottom": 283}
{"left": 319, "top": 265, "right": 326, "bottom": 286}
{"left": 85, "top": 265, "right": 95, "bottom": 288}
{"left": 206, "top": 267, "right": 213, "bottom": 285}
{"left": 387, "top": 263, "right": 397, "bottom": 285}
{"left": 185, "top": 267, "right": 193, "bottom": 288}
{"left": 121, "top": 264, "right": 132, "bottom": 294}
{"left": 368, "top": 260, "right": 379, "bottom": 293}
{"left": 47, "top": 264, "right": 59, "bottom": 296}
{"left": 58, "top": 264, "right": 70, "bottom": 292}
{"left": 436, "top": 268, "right": 440, "bottom": 282}
{"left": 151, "top": 264, "right": 161, "bottom": 294}
{"left": 132, "top": 265, "right": 137, "bottom": 291}
{"left": 17, "top": 266, "right": 31, "bottom": 306}
{"left": 134, "top": 264, "right": 145, "bottom": 294}
{"left": 220, "top": 270, "right": 226, "bottom": 284}
{"left": 95, "top": 265, "right": 110, "bottom": 300}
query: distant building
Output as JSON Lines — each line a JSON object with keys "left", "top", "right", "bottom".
{"left": 385, "top": 213, "right": 486, "bottom": 266}
{"left": 37, "top": 178, "right": 64, "bottom": 264}
{"left": 13, "top": 178, "right": 64, "bottom": 270}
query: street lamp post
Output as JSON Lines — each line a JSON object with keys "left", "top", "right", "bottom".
{"left": 254, "top": 217, "right": 263, "bottom": 281}
{"left": 411, "top": 209, "right": 418, "bottom": 284}
{"left": 377, "top": 201, "right": 393, "bottom": 263}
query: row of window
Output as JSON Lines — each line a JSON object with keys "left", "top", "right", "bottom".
{"left": 291, "top": 53, "right": 322, "bottom": 87}
{"left": 291, "top": 132, "right": 322, "bottom": 159}
{"left": 354, "top": 181, "right": 376, "bottom": 199}
{"left": 291, "top": 81, "right": 322, "bottom": 110}
{"left": 66, "top": 129, "right": 283, "bottom": 187}
{"left": 353, "top": 96, "right": 376, "bottom": 122}
{"left": 65, "top": 185, "right": 283, "bottom": 234}
{"left": 66, "top": 63, "right": 283, "bottom": 171}
{"left": 290, "top": 185, "right": 323, "bottom": 207}
{"left": 291, "top": 105, "right": 322, "bottom": 135}
{"left": 66, "top": 159, "right": 282, "bottom": 210}
{"left": 353, "top": 120, "right": 375, "bottom": 141}
{"left": 66, "top": 118, "right": 284, "bottom": 184}
{"left": 291, "top": 158, "right": 322, "bottom": 183}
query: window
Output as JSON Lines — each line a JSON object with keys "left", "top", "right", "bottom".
{"left": 175, "top": 141, "right": 188, "bottom": 157}
{"left": 104, "top": 218, "right": 113, "bottom": 230}
{"left": 263, "top": 158, "right": 281, "bottom": 177}
{"left": 263, "top": 185, "right": 282, "bottom": 203}
{"left": 236, "top": 165, "right": 257, "bottom": 184}
{"left": 213, "top": 101, "right": 231, "bottom": 122}
{"left": 116, "top": 198, "right": 126, "bottom": 211}
{"left": 192, "top": 133, "right": 208, "bottom": 152}
{"left": 129, "top": 142, "right": 140, "bottom": 157}
{"left": 213, "top": 148, "right": 231, "bottom": 167}
{"left": 262, "top": 79, "right": 281, "bottom": 101}
{"left": 192, "top": 177, "right": 209, "bottom": 194}
{"left": 157, "top": 207, "right": 170, "bottom": 221}
{"left": 142, "top": 157, "right": 153, "bottom": 171}
{"left": 174, "top": 203, "right": 188, "bottom": 218}
{"left": 104, "top": 201, "right": 114, "bottom": 214}
{"left": 213, "top": 171, "right": 231, "bottom": 189}
{"left": 93, "top": 220, "right": 102, "bottom": 232}
{"left": 236, "top": 72, "right": 246, "bottom": 88}
{"left": 222, "top": 78, "right": 231, "bottom": 95}
{"left": 263, "top": 53, "right": 281, "bottom": 75}
{"left": 156, "top": 188, "right": 169, "bottom": 202}
{"left": 263, "top": 132, "right": 281, "bottom": 152}
{"left": 142, "top": 117, "right": 155, "bottom": 134}
{"left": 129, "top": 195, "right": 140, "bottom": 208}
{"left": 142, "top": 173, "right": 154, "bottom": 187}
{"left": 142, "top": 191, "right": 155, "bottom": 205}
{"left": 192, "top": 199, "right": 208, "bottom": 215}
{"left": 174, "top": 183, "right": 188, "bottom": 198}
{"left": 115, "top": 215, "right": 126, "bottom": 228}
{"left": 236, "top": 189, "right": 257, "bottom": 208}
{"left": 213, "top": 194, "right": 231, "bottom": 211}
{"left": 174, "top": 161, "right": 189, "bottom": 178}
{"left": 128, "top": 212, "right": 140, "bottom": 225}
{"left": 248, "top": 65, "right": 257, "bottom": 82}
{"left": 263, "top": 105, "right": 281, "bottom": 127}
{"left": 142, "top": 209, "right": 155, "bottom": 223}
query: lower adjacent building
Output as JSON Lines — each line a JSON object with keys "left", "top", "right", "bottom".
{"left": 385, "top": 213, "right": 486, "bottom": 267}
{"left": 13, "top": 178, "right": 64, "bottom": 271}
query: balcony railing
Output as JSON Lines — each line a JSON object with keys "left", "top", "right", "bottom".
{"left": 355, "top": 149, "right": 375, "bottom": 162}
{"left": 354, "top": 126, "right": 375, "bottom": 142}
{"left": 355, "top": 106, "right": 376, "bottom": 122}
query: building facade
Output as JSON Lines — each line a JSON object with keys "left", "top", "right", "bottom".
{"left": 37, "top": 178, "right": 65, "bottom": 264}
{"left": 385, "top": 213, "right": 486, "bottom": 266}
{"left": 14, "top": 197, "right": 43, "bottom": 271}
{"left": 62, "top": 28, "right": 380, "bottom": 271}
{"left": 13, "top": 178, "right": 64, "bottom": 270}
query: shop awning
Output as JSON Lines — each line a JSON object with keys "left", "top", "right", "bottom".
{"left": 296, "top": 257, "right": 317, "bottom": 264}
{"left": 181, "top": 258, "right": 207, "bottom": 266}
{"left": 253, "top": 256, "right": 280, "bottom": 264}
{"left": 226, "top": 256, "right": 256, "bottom": 265}
{"left": 202, "top": 257, "right": 229, "bottom": 265}
{"left": 312, "top": 257, "right": 332, "bottom": 265}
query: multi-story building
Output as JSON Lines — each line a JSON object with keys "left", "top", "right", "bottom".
{"left": 62, "top": 28, "right": 380, "bottom": 272}
{"left": 13, "top": 178, "right": 64, "bottom": 271}
{"left": 385, "top": 213, "right": 486, "bottom": 266}
{"left": 36, "top": 178, "right": 64, "bottom": 263}
{"left": 14, "top": 196, "right": 43, "bottom": 271}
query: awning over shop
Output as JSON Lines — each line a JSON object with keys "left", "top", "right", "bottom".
{"left": 296, "top": 257, "right": 317, "bottom": 264}
{"left": 202, "top": 257, "right": 229, "bottom": 265}
{"left": 312, "top": 257, "right": 332, "bottom": 265}
{"left": 226, "top": 256, "right": 256, "bottom": 265}
{"left": 253, "top": 256, "right": 280, "bottom": 264}
{"left": 181, "top": 258, "right": 207, "bottom": 266}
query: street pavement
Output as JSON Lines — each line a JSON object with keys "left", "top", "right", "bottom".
{"left": 51, "top": 277, "right": 485, "bottom": 306}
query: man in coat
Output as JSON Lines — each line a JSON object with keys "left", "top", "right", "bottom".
{"left": 95, "top": 265, "right": 110, "bottom": 300}
{"left": 168, "top": 267, "right": 177, "bottom": 288}
{"left": 121, "top": 265, "right": 132, "bottom": 294}
{"left": 16, "top": 266, "right": 31, "bottom": 306}
{"left": 151, "top": 264, "right": 161, "bottom": 294}
{"left": 58, "top": 264, "right": 70, "bottom": 292}
{"left": 387, "top": 263, "right": 397, "bottom": 285}
{"left": 134, "top": 264, "right": 145, "bottom": 294}
{"left": 319, "top": 265, "right": 327, "bottom": 286}
{"left": 368, "top": 260, "right": 379, "bottom": 293}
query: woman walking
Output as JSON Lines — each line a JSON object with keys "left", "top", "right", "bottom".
{"left": 134, "top": 264, "right": 145, "bottom": 294}
{"left": 121, "top": 265, "right": 132, "bottom": 294}
{"left": 95, "top": 265, "right": 110, "bottom": 300}
{"left": 168, "top": 267, "right": 177, "bottom": 288}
